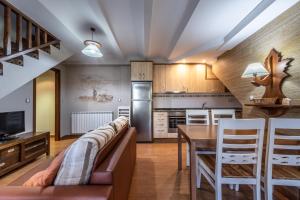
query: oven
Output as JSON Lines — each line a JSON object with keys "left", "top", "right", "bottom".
{"left": 168, "top": 110, "right": 186, "bottom": 133}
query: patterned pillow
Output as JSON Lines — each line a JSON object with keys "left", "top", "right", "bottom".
{"left": 112, "top": 116, "right": 129, "bottom": 133}
{"left": 54, "top": 125, "right": 116, "bottom": 185}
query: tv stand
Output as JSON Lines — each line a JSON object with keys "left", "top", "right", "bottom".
{"left": 0, "top": 132, "right": 49, "bottom": 177}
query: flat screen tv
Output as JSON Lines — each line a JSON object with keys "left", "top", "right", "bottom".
{"left": 0, "top": 111, "right": 25, "bottom": 137}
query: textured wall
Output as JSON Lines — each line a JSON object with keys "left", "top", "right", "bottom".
{"left": 213, "top": 2, "right": 300, "bottom": 118}
{"left": 59, "top": 65, "right": 131, "bottom": 135}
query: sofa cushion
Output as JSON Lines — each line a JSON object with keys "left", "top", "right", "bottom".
{"left": 23, "top": 150, "right": 65, "bottom": 187}
{"left": 54, "top": 126, "right": 116, "bottom": 185}
{"left": 112, "top": 116, "right": 129, "bottom": 132}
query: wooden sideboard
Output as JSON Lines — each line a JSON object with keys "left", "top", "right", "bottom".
{"left": 0, "top": 132, "right": 50, "bottom": 177}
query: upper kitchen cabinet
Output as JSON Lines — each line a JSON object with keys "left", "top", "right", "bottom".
{"left": 152, "top": 64, "right": 225, "bottom": 93}
{"left": 131, "top": 61, "right": 153, "bottom": 81}
{"left": 165, "top": 64, "right": 189, "bottom": 92}
{"left": 153, "top": 65, "right": 166, "bottom": 93}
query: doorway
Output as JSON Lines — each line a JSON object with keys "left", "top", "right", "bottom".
{"left": 33, "top": 68, "right": 60, "bottom": 141}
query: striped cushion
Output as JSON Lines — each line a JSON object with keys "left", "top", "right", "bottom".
{"left": 112, "top": 116, "right": 129, "bottom": 133}
{"left": 54, "top": 125, "right": 116, "bottom": 185}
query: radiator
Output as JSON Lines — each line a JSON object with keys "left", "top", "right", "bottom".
{"left": 71, "top": 111, "right": 113, "bottom": 134}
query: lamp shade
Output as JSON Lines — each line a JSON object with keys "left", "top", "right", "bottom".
{"left": 81, "top": 43, "right": 103, "bottom": 58}
{"left": 241, "top": 63, "right": 269, "bottom": 78}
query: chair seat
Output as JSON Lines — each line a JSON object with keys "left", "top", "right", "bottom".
{"left": 198, "top": 154, "right": 300, "bottom": 180}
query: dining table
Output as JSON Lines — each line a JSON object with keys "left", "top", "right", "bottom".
{"left": 177, "top": 124, "right": 218, "bottom": 200}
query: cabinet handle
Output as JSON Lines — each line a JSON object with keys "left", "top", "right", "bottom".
{"left": 0, "top": 162, "right": 5, "bottom": 167}
{"left": 7, "top": 148, "right": 15, "bottom": 153}
{"left": 139, "top": 73, "right": 142, "bottom": 79}
{"left": 142, "top": 73, "right": 145, "bottom": 80}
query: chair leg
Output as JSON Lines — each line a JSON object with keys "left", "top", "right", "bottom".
{"left": 253, "top": 182, "right": 261, "bottom": 200}
{"left": 196, "top": 164, "right": 202, "bottom": 188}
{"left": 186, "top": 144, "right": 190, "bottom": 167}
{"left": 235, "top": 184, "right": 239, "bottom": 192}
{"left": 215, "top": 182, "right": 222, "bottom": 200}
{"left": 264, "top": 183, "right": 273, "bottom": 200}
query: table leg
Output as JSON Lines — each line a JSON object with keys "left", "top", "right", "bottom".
{"left": 178, "top": 130, "right": 182, "bottom": 171}
{"left": 190, "top": 141, "right": 197, "bottom": 200}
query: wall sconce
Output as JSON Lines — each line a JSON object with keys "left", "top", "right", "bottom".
{"left": 242, "top": 48, "right": 293, "bottom": 103}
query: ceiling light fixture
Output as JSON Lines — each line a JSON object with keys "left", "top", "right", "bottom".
{"left": 81, "top": 27, "right": 103, "bottom": 58}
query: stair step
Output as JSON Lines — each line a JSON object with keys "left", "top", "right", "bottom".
{"left": 52, "top": 42, "right": 60, "bottom": 50}
{"left": 7, "top": 56, "right": 24, "bottom": 67}
{"left": 26, "top": 50, "right": 39, "bottom": 59}
{"left": 41, "top": 46, "right": 51, "bottom": 54}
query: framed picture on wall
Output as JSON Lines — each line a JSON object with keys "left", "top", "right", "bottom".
{"left": 205, "top": 65, "right": 218, "bottom": 80}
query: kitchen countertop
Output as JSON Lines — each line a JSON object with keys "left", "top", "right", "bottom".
{"left": 153, "top": 107, "right": 242, "bottom": 111}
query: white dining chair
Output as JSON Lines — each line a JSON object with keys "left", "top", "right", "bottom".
{"left": 211, "top": 109, "right": 235, "bottom": 125}
{"left": 197, "top": 118, "right": 265, "bottom": 200}
{"left": 264, "top": 118, "right": 300, "bottom": 200}
{"left": 186, "top": 110, "right": 210, "bottom": 167}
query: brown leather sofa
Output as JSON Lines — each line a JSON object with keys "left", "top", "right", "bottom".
{"left": 0, "top": 127, "right": 137, "bottom": 200}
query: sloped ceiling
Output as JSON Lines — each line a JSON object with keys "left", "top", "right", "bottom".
{"left": 7, "top": 0, "right": 299, "bottom": 65}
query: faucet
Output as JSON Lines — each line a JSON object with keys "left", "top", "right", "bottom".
{"left": 201, "top": 102, "right": 207, "bottom": 109}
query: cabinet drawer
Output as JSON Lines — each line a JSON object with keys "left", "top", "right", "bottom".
{"left": 0, "top": 155, "right": 19, "bottom": 170}
{"left": 0, "top": 145, "right": 20, "bottom": 159}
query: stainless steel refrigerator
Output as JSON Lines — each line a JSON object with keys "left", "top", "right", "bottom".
{"left": 131, "top": 82, "right": 152, "bottom": 142}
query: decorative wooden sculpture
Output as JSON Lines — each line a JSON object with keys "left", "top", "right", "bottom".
{"left": 244, "top": 49, "right": 298, "bottom": 116}
{"left": 252, "top": 48, "right": 293, "bottom": 102}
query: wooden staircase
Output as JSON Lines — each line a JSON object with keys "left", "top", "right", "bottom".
{"left": 0, "top": 1, "right": 71, "bottom": 99}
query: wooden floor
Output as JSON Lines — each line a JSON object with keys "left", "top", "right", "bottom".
{"left": 0, "top": 138, "right": 299, "bottom": 200}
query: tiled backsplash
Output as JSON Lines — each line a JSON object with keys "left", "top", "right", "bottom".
{"left": 153, "top": 93, "right": 241, "bottom": 109}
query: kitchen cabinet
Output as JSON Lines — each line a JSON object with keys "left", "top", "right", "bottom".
{"left": 153, "top": 64, "right": 225, "bottom": 93}
{"left": 153, "top": 65, "right": 166, "bottom": 93}
{"left": 131, "top": 61, "right": 153, "bottom": 81}
{"left": 165, "top": 64, "right": 189, "bottom": 92}
{"left": 153, "top": 112, "right": 168, "bottom": 138}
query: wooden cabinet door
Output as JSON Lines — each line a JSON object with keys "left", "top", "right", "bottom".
{"left": 141, "top": 62, "right": 153, "bottom": 81}
{"left": 153, "top": 65, "right": 166, "bottom": 93}
{"left": 131, "top": 62, "right": 153, "bottom": 81}
{"left": 131, "top": 62, "right": 142, "bottom": 81}
{"left": 188, "top": 64, "right": 206, "bottom": 93}
{"left": 165, "top": 64, "right": 189, "bottom": 92}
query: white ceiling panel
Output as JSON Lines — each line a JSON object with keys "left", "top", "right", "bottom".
{"left": 169, "top": 0, "right": 262, "bottom": 60}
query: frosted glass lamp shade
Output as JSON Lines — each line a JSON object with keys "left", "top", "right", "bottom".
{"left": 81, "top": 44, "right": 103, "bottom": 57}
{"left": 241, "top": 63, "right": 269, "bottom": 78}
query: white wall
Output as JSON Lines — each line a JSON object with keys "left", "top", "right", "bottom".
{"left": 0, "top": 81, "right": 33, "bottom": 133}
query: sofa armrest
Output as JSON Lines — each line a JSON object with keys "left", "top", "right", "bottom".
{"left": 0, "top": 185, "right": 112, "bottom": 200}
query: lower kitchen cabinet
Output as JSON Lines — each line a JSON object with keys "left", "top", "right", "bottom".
{"left": 153, "top": 112, "right": 168, "bottom": 138}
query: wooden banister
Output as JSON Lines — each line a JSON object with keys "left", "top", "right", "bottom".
{"left": 4, "top": 6, "right": 11, "bottom": 56}
{"left": 0, "top": 40, "right": 60, "bottom": 63}
{"left": 16, "top": 14, "right": 22, "bottom": 52}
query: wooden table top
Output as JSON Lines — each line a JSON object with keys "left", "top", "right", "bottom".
{"left": 177, "top": 125, "right": 218, "bottom": 142}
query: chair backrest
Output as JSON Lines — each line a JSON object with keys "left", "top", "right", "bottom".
{"left": 265, "top": 118, "right": 300, "bottom": 181}
{"left": 215, "top": 118, "right": 265, "bottom": 180}
{"left": 186, "top": 109, "right": 210, "bottom": 125}
{"left": 211, "top": 109, "right": 235, "bottom": 125}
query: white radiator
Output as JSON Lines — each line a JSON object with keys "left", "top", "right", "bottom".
{"left": 71, "top": 111, "right": 113, "bottom": 134}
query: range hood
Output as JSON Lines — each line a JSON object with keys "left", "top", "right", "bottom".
{"left": 165, "top": 91, "right": 187, "bottom": 94}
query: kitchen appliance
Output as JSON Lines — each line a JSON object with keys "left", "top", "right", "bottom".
{"left": 131, "top": 82, "right": 152, "bottom": 142}
{"left": 168, "top": 109, "right": 186, "bottom": 134}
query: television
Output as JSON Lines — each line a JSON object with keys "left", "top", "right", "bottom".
{"left": 0, "top": 111, "right": 25, "bottom": 139}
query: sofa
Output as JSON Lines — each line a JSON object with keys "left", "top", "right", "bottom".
{"left": 0, "top": 126, "right": 137, "bottom": 200}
